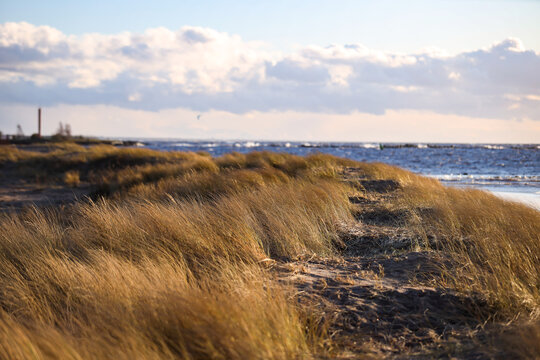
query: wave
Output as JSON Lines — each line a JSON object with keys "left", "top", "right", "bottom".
{"left": 234, "top": 141, "right": 260, "bottom": 148}
{"left": 172, "top": 143, "right": 194, "bottom": 147}
{"left": 129, "top": 140, "right": 539, "bottom": 191}
{"left": 433, "top": 174, "right": 540, "bottom": 185}
{"left": 115, "top": 138, "right": 539, "bottom": 151}
{"left": 201, "top": 143, "right": 221, "bottom": 148}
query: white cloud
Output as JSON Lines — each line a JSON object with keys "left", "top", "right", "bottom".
{"left": 0, "top": 22, "right": 268, "bottom": 93}
{"left": 0, "top": 22, "right": 539, "bottom": 121}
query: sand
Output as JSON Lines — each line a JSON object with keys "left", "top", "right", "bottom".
{"left": 491, "top": 190, "right": 540, "bottom": 210}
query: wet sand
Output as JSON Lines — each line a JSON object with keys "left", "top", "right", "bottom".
{"left": 491, "top": 190, "right": 540, "bottom": 210}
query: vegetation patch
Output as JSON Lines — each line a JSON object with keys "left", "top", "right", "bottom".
{"left": 0, "top": 143, "right": 538, "bottom": 358}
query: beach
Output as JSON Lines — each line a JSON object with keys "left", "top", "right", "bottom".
{"left": 0, "top": 142, "right": 539, "bottom": 359}
{"left": 2, "top": 2, "right": 539, "bottom": 357}
{"left": 491, "top": 190, "right": 540, "bottom": 210}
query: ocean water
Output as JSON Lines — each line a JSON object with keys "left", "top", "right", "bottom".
{"left": 131, "top": 140, "right": 540, "bottom": 208}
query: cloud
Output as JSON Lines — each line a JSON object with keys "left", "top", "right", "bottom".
{"left": 0, "top": 22, "right": 539, "bottom": 120}
{"left": 266, "top": 59, "right": 330, "bottom": 83}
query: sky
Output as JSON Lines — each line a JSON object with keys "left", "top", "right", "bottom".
{"left": 1, "top": 0, "right": 539, "bottom": 142}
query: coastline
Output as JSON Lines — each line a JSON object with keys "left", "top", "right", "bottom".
{"left": 491, "top": 190, "right": 540, "bottom": 210}
{"left": 0, "top": 143, "right": 538, "bottom": 359}
{"left": 444, "top": 184, "right": 540, "bottom": 210}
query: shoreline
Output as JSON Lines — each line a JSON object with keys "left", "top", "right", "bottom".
{"left": 443, "top": 183, "right": 540, "bottom": 210}
{"left": 490, "top": 190, "right": 540, "bottom": 210}
{"left": 0, "top": 143, "right": 538, "bottom": 359}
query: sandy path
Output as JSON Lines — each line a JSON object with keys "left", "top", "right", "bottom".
{"left": 273, "top": 176, "right": 499, "bottom": 358}
{"left": 274, "top": 252, "right": 492, "bottom": 358}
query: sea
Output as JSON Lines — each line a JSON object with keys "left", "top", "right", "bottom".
{"left": 122, "top": 139, "right": 540, "bottom": 209}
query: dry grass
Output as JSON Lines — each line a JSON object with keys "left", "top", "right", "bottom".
{"left": 0, "top": 144, "right": 353, "bottom": 192}
{"left": 0, "top": 149, "right": 355, "bottom": 358}
{"left": 342, "top": 163, "right": 540, "bottom": 357}
{"left": 494, "top": 320, "right": 540, "bottom": 358}
{"left": 360, "top": 163, "right": 540, "bottom": 318}
{"left": 0, "top": 145, "right": 39, "bottom": 162}
{"left": 1, "top": 144, "right": 539, "bottom": 358}
{"left": 127, "top": 168, "right": 291, "bottom": 201}
{"left": 0, "top": 144, "right": 209, "bottom": 185}
{"left": 0, "top": 260, "right": 315, "bottom": 359}
{"left": 94, "top": 155, "right": 219, "bottom": 194}
{"left": 64, "top": 170, "right": 80, "bottom": 187}
{"left": 399, "top": 183, "right": 540, "bottom": 317}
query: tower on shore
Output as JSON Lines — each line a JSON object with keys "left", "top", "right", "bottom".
{"left": 38, "top": 108, "right": 42, "bottom": 138}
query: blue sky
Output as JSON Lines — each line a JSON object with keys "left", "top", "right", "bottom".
{"left": 2, "top": 0, "right": 539, "bottom": 53}
{"left": 1, "top": 0, "right": 539, "bottom": 141}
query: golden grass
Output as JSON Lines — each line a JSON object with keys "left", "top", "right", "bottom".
{"left": 0, "top": 145, "right": 37, "bottom": 162}
{"left": 126, "top": 168, "right": 290, "bottom": 203}
{"left": 64, "top": 170, "right": 80, "bottom": 187}
{"left": 345, "top": 163, "right": 540, "bottom": 356}
{"left": 1, "top": 144, "right": 539, "bottom": 357}
{"left": 0, "top": 260, "right": 315, "bottom": 359}
{"left": 88, "top": 150, "right": 353, "bottom": 196}
{"left": 1, "top": 144, "right": 352, "bottom": 192}
{"left": 0, "top": 156, "right": 353, "bottom": 359}
{"left": 94, "top": 155, "right": 219, "bottom": 194}
{"left": 411, "top": 187, "right": 539, "bottom": 316}
{"left": 361, "top": 163, "right": 540, "bottom": 318}
{"left": 1, "top": 144, "right": 209, "bottom": 184}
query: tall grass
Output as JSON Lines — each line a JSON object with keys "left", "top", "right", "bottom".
{"left": 0, "top": 144, "right": 211, "bottom": 184}
{"left": 0, "top": 161, "right": 353, "bottom": 358}
{"left": 350, "top": 163, "right": 540, "bottom": 356}
{"left": 402, "top": 184, "right": 540, "bottom": 316}
{"left": 354, "top": 162, "right": 540, "bottom": 317}
{"left": 0, "top": 144, "right": 353, "bottom": 192}
{"left": 126, "top": 168, "right": 291, "bottom": 202}
{"left": 2, "top": 144, "right": 539, "bottom": 357}
{"left": 351, "top": 161, "right": 540, "bottom": 316}
{"left": 0, "top": 259, "right": 315, "bottom": 359}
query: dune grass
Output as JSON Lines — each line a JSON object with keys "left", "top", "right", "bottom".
{"left": 0, "top": 146, "right": 355, "bottom": 358}
{"left": 0, "top": 144, "right": 539, "bottom": 358}
{"left": 0, "top": 260, "right": 317, "bottom": 360}
{"left": 402, "top": 183, "right": 540, "bottom": 316}
{"left": 350, "top": 163, "right": 540, "bottom": 356}
{"left": 349, "top": 162, "right": 540, "bottom": 317}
